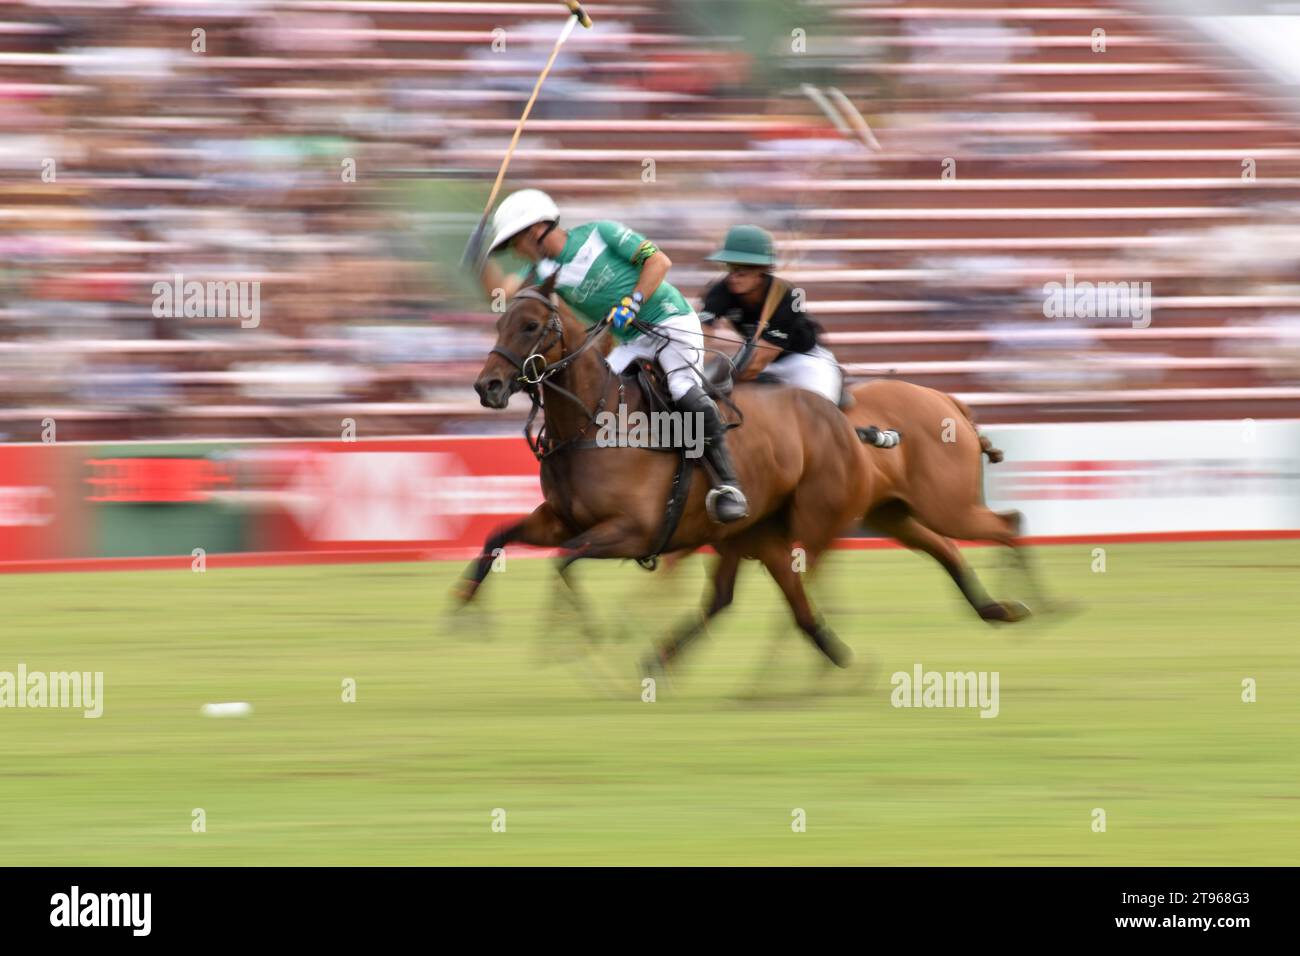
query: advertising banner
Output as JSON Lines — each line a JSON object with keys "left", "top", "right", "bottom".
{"left": 982, "top": 420, "right": 1300, "bottom": 537}
{"left": 1, "top": 421, "right": 1297, "bottom": 570}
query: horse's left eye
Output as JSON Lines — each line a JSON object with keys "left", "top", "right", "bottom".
{"left": 523, "top": 323, "right": 540, "bottom": 333}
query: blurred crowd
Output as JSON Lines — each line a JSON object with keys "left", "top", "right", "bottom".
{"left": 0, "top": 1, "right": 809, "bottom": 439}
{"left": 3, "top": 0, "right": 1300, "bottom": 439}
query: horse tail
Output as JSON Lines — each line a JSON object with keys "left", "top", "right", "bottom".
{"left": 950, "top": 396, "right": 1003, "bottom": 464}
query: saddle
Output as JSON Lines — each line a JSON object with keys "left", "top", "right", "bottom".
{"left": 622, "top": 359, "right": 675, "bottom": 421}
{"left": 620, "top": 356, "right": 735, "bottom": 415}
{"left": 613, "top": 356, "right": 738, "bottom": 567}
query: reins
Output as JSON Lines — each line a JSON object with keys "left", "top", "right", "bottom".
{"left": 493, "top": 287, "right": 617, "bottom": 461}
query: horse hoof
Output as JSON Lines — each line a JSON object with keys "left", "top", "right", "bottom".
{"left": 639, "top": 652, "right": 664, "bottom": 679}
{"left": 440, "top": 601, "right": 493, "bottom": 641}
{"left": 817, "top": 629, "right": 854, "bottom": 668}
{"left": 980, "top": 601, "right": 1031, "bottom": 624}
{"left": 639, "top": 653, "right": 674, "bottom": 692}
{"left": 1001, "top": 600, "right": 1031, "bottom": 622}
{"left": 454, "top": 579, "right": 479, "bottom": 606}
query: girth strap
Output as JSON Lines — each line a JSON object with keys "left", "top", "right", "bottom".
{"left": 636, "top": 452, "right": 696, "bottom": 571}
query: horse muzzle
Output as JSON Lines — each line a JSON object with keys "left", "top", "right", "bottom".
{"left": 474, "top": 373, "right": 513, "bottom": 409}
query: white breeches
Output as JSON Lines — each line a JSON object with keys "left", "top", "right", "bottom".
{"left": 605, "top": 310, "right": 704, "bottom": 402}
{"left": 767, "top": 345, "right": 843, "bottom": 404}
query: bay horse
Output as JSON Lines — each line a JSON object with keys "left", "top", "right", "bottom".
{"left": 459, "top": 278, "right": 1037, "bottom": 675}
{"left": 459, "top": 275, "right": 875, "bottom": 669}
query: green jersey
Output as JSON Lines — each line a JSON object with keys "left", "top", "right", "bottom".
{"left": 519, "top": 220, "right": 693, "bottom": 343}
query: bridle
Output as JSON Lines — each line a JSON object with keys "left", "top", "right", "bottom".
{"left": 489, "top": 287, "right": 564, "bottom": 386}
{"left": 489, "top": 286, "right": 618, "bottom": 461}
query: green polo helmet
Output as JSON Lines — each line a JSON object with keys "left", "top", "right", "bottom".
{"left": 706, "top": 224, "right": 776, "bottom": 267}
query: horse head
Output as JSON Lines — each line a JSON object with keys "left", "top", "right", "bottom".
{"left": 474, "top": 274, "right": 577, "bottom": 409}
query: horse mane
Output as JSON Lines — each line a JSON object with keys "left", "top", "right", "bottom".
{"left": 516, "top": 281, "right": 614, "bottom": 357}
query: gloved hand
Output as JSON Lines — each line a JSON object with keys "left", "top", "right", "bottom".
{"left": 461, "top": 220, "right": 488, "bottom": 272}
{"left": 605, "top": 293, "right": 642, "bottom": 332}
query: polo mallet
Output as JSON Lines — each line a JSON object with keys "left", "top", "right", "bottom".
{"left": 462, "top": 1, "right": 594, "bottom": 268}
{"left": 732, "top": 276, "right": 790, "bottom": 378}
{"left": 826, "top": 86, "right": 882, "bottom": 152}
{"left": 800, "top": 83, "right": 882, "bottom": 152}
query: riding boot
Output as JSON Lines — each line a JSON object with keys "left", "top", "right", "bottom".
{"left": 677, "top": 385, "right": 749, "bottom": 523}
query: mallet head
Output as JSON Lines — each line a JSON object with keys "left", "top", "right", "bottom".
{"left": 564, "top": 0, "right": 593, "bottom": 28}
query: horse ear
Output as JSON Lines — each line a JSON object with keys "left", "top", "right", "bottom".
{"left": 538, "top": 270, "right": 558, "bottom": 297}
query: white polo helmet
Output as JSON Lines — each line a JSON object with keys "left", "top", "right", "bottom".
{"left": 487, "top": 189, "right": 560, "bottom": 254}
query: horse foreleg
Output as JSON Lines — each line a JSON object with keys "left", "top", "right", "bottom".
{"left": 457, "top": 503, "right": 572, "bottom": 604}
{"left": 755, "top": 537, "right": 853, "bottom": 668}
{"left": 543, "top": 515, "right": 650, "bottom": 645}
{"left": 643, "top": 546, "right": 742, "bottom": 677}
{"left": 539, "top": 516, "right": 655, "bottom": 694}
{"left": 555, "top": 515, "right": 648, "bottom": 568}
{"left": 986, "top": 511, "right": 1068, "bottom": 615}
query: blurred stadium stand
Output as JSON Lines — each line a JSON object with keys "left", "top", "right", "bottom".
{"left": 4, "top": 0, "right": 1300, "bottom": 439}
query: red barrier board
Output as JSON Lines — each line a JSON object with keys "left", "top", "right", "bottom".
{"left": 0, "top": 444, "right": 85, "bottom": 562}
{"left": 238, "top": 437, "right": 544, "bottom": 553}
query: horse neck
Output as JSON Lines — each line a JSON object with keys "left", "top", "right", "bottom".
{"left": 541, "top": 323, "right": 618, "bottom": 441}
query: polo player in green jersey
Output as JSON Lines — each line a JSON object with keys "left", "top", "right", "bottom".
{"left": 471, "top": 189, "right": 750, "bottom": 524}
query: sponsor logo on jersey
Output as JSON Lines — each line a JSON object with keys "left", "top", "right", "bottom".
{"left": 555, "top": 229, "right": 608, "bottom": 296}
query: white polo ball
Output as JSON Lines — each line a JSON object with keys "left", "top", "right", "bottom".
{"left": 200, "top": 701, "right": 253, "bottom": 718}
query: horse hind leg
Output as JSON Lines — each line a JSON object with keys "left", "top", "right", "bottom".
{"left": 923, "top": 505, "right": 1065, "bottom": 613}
{"left": 867, "top": 501, "right": 1028, "bottom": 624}
{"left": 911, "top": 502, "right": 1070, "bottom": 617}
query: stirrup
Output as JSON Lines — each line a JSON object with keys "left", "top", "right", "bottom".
{"left": 706, "top": 485, "right": 749, "bottom": 522}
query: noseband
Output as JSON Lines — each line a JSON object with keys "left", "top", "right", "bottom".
{"left": 490, "top": 287, "right": 565, "bottom": 386}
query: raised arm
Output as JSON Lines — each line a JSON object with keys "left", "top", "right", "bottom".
{"left": 480, "top": 257, "right": 527, "bottom": 306}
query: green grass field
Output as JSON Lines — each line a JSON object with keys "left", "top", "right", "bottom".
{"left": 1, "top": 540, "right": 1297, "bottom": 865}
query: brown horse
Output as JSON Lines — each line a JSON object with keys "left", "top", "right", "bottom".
{"left": 643, "top": 380, "right": 1039, "bottom": 649}
{"left": 461, "top": 280, "right": 1042, "bottom": 676}
{"left": 460, "top": 276, "right": 875, "bottom": 669}
{"left": 842, "top": 379, "right": 1040, "bottom": 622}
